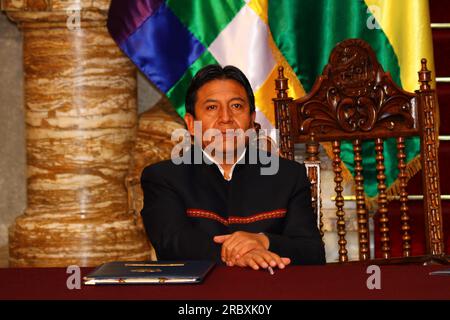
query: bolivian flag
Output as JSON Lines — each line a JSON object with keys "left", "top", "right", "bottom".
{"left": 107, "top": 0, "right": 434, "bottom": 201}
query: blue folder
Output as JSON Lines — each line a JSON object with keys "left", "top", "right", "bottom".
{"left": 83, "top": 260, "right": 215, "bottom": 285}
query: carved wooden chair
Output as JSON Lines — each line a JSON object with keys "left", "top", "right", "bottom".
{"left": 274, "top": 38, "right": 447, "bottom": 264}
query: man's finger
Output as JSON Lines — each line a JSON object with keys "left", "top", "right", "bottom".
{"left": 230, "top": 242, "right": 248, "bottom": 262}
{"left": 252, "top": 254, "right": 269, "bottom": 269}
{"left": 265, "top": 251, "right": 285, "bottom": 269}
{"left": 222, "top": 235, "right": 241, "bottom": 262}
{"left": 213, "top": 234, "right": 231, "bottom": 243}
{"left": 234, "top": 256, "right": 246, "bottom": 268}
{"left": 238, "top": 253, "right": 257, "bottom": 269}
{"left": 247, "top": 257, "right": 260, "bottom": 270}
{"left": 234, "top": 242, "right": 260, "bottom": 262}
{"left": 217, "top": 235, "right": 235, "bottom": 263}
{"left": 260, "top": 251, "right": 279, "bottom": 267}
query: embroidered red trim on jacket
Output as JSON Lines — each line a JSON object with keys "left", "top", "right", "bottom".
{"left": 186, "top": 208, "right": 287, "bottom": 226}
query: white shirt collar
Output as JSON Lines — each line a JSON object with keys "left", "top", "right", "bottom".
{"left": 202, "top": 148, "right": 247, "bottom": 181}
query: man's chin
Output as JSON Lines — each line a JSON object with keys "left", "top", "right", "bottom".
{"left": 204, "top": 142, "right": 245, "bottom": 160}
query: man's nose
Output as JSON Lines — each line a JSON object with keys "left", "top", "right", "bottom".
{"left": 218, "top": 106, "right": 232, "bottom": 123}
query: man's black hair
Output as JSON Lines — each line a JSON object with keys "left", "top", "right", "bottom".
{"left": 185, "top": 64, "right": 256, "bottom": 117}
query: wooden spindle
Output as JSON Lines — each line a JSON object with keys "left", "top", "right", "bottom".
{"left": 306, "top": 133, "right": 320, "bottom": 161}
{"left": 353, "top": 139, "right": 370, "bottom": 260}
{"left": 332, "top": 140, "right": 348, "bottom": 262}
{"left": 375, "top": 138, "right": 390, "bottom": 259}
{"left": 417, "top": 58, "right": 445, "bottom": 255}
{"left": 305, "top": 133, "right": 323, "bottom": 238}
{"left": 397, "top": 137, "right": 411, "bottom": 257}
{"left": 273, "top": 66, "right": 294, "bottom": 160}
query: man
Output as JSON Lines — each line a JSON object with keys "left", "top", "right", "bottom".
{"left": 141, "top": 65, "right": 325, "bottom": 270}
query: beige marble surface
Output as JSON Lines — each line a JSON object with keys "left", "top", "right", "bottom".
{"left": 5, "top": 3, "right": 153, "bottom": 267}
{"left": 0, "top": 13, "right": 26, "bottom": 248}
{"left": 0, "top": 11, "right": 162, "bottom": 251}
{"left": 1, "top": 0, "right": 110, "bottom": 11}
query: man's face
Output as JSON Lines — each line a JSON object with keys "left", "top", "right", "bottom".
{"left": 185, "top": 79, "right": 256, "bottom": 157}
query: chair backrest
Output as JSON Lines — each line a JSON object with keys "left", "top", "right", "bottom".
{"left": 273, "top": 38, "right": 445, "bottom": 262}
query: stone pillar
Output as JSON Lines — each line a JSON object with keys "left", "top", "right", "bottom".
{"left": 2, "top": 0, "right": 152, "bottom": 267}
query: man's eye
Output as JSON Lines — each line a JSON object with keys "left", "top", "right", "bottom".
{"left": 206, "top": 105, "right": 217, "bottom": 110}
{"left": 231, "top": 103, "right": 242, "bottom": 109}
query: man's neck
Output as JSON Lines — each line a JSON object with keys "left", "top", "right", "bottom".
{"left": 220, "top": 163, "right": 233, "bottom": 180}
{"left": 201, "top": 147, "right": 246, "bottom": 181}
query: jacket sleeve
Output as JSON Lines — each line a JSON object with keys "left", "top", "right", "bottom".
{"left": 265, "top": 163, "right": 326, "bottom": 265}
{"left": 140, "top": 165, "right": 221, "bottom": 261}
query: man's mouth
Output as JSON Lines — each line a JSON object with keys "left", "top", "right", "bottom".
{"left": 219, "top": 130, "right": 238, "bottom": 138}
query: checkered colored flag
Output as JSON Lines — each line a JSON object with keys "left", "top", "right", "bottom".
{"left": 107, "top": 0, "right": 304, "bottom": 132}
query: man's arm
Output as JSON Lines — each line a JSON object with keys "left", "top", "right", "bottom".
{"left": 140, "top": 165, "right": 221, "bottom": 261}
{"left": 264, "top": 163, "right": 326, "bottom": 265}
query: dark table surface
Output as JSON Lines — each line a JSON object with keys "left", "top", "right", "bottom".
{"left": 0, "top": 264, "right": 449, "bottom": 300}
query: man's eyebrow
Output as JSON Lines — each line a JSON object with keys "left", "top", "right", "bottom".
{"left": 202, "top": 97, "right": 246, "bottom": 105}
{"left": 202, "top": 98, "right": 219, "bottom": 105}
{"left": 229, "top": 97, "right": 246, "bottom": 103}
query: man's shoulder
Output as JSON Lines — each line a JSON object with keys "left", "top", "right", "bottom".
{"left": 268, "top": 153, "right": 305, "bottom": 172}
{"left": 248, "top": 149, "right": 308, "bottom": 186}
{"left": 141, "top": 159, "right": 188, "bottom": 182}
{"left": 276, "top": 156, "right": 308, "bottom": 181}
{"left": 278, "top": 156, "right": 305, "bottom": 169}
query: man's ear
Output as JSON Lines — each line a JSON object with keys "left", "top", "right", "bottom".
{"left": 184, "top": 112, "right": 195, "bottom": 136}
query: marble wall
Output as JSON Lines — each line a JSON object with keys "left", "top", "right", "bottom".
{"left": 0, "top": 13, "right": 26, "bottom": 247}
{"left": 0, "top": 12, "right": 162, "bottom": 249}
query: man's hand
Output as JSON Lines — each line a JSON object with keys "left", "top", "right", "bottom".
{"left": 213, "top": 231, "right": 269, "bottom": 265}
{"left": 234, "top": 249, "right": 291, "bottom": 270}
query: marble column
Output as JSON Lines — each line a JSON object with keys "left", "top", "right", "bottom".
{"left": 2, "top": 0, "right": 152, "bottom": 266}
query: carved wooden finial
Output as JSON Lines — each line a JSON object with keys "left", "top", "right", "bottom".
{"left": 306, "top": 132, "right": 320, "bottom": 161}
{"left": 418, "top": 58, "right": 432, "bottom": 91}
{"left": 275, "top": 66, "right": 289, "bottom": 98}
